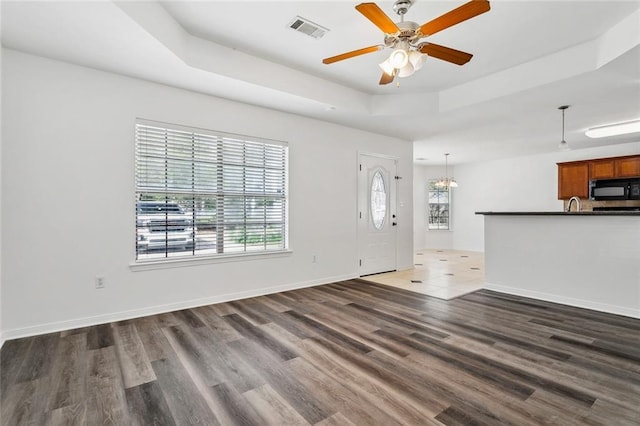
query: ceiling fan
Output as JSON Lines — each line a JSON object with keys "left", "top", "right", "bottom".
{"left": 323, "top": 0, "right": 491, "bottom": 85}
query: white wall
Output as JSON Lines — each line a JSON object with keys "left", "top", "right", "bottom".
{"left": 0, "top": 41, "right": 3, "bottom": 346}
{"left": 452, "top": 142, "right": 640, "bottom": 251}
{"left": 1, "top": 49, "right": 414, "bottom": 338}
{"left": 484, "top": 215, "right": 640, "bottom": 318}
{"left": 413, "top": 165, "right": 453, "bottom": 252}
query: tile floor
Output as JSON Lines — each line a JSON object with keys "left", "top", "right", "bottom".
{"left": 360, "top": 249, "right": 485, "bottom": 300}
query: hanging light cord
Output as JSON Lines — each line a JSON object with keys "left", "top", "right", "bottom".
{"left": 445, "top": 153, "right": 449, "bottom": 181}
{"left": 558, "top": 105, "right": 570, "bottom": 143}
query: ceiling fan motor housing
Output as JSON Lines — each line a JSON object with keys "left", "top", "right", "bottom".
{"left": 384, "top": 21, "right": 419, "bottom": 47}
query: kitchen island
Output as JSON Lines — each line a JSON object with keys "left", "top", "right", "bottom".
{"left": 476, "top": 211, "right": 640, "bottom": 318}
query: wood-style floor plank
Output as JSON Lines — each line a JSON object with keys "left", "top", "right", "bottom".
{"left": 86, "top": 346, "right": 130, "bottom": 425}
{"left": 86, "top": 324, "right": 114, "bottom": 350}
{"left": 228, "top": 338, "right": 334, "bottom": 424}
{"left": 47, "top": 333, "right": 88, "bottom": 411}
{"left": 243, "top": 384, "right": 310, "bottom": 426}
{"left": 150, "top": 356, "right": 220, "bottom": 425}
{"left": 14, "top": 333, "right": 59, "bottom": 383}
{"left": 1, "top": 378, "right": 49, "bottom": 425}
{"left": 297, "top": 338, "right": 438, "bottom": 423}
{"left": 125, "top": 381, "right": 175, "bottom": 426}
{"left": 112, "top": 324, "right": 156, "bottom": 389}
{"left": 48, "top": 402, "right": 86, "bottom": 426}
{"left": 207, "top": 382, "right": 263, "bottom": 426}
{"left": 0, "top": 338, "right": 31, "bottom": 399}
{"left": 135, "top": 316, "right": 174, "bottom": 362}
{"left": 287, "top": 356, "right": 402, "bottom": 425}
{"left": 2, "top": 283, "right": 640, "bottom": 425}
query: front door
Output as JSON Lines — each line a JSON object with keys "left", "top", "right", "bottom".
{"left": 358, "top": 154, "right": 398, "bottom": 275}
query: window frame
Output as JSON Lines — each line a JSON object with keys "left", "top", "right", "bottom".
{"left": 427, "top": 179, "right": 451, "bottom": 230}
{"left": 133, "top": 119, "right": 289, "bottom": 267}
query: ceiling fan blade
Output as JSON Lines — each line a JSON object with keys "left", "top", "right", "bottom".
{"left": 419, "top": 0, "right": 490, "bottom": 37}
{"left": 322, "top": 45, "right": 382, "bottom": 64}
{"left": 355, "top": 3, "right": 400, "bottom": 34}
{"left": 379, "top": 71, "right": 394, "bottom": 85}
{"left": 420, "top": 43, "right": 473, "bottom": 65}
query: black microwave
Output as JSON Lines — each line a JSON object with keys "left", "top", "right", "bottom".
{"left": 590, "top": 178, "right": 640, "bottom": 200}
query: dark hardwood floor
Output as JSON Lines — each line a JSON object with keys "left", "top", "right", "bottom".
{"left": 2, "top": 280, "right": 640, "bottom": 425}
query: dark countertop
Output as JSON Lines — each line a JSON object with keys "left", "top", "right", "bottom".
{"left": 476, "top": 211, "right": 640, "bottom": 216}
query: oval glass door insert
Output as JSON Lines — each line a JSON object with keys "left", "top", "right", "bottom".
{"left": 371, "top": 170, "right": 387, "bottom": 229}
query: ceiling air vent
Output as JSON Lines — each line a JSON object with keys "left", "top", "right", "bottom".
{"left": 287, "top": 16, "right": 329, "bottom": 39}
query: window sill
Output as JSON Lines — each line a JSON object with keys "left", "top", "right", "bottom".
{"left": 129, "top": 249, "right": 293, "bottom": 272}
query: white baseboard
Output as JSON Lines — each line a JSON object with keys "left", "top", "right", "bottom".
{"left": 485, "top": 282, "right": 640, "bottom": 319}
{"left": 1, "top": 273, "right": 358, "bottom": 341}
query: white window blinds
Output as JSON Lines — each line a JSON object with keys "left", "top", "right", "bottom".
{"left": 135, "top": 121, "right": 288, "bottom": 261}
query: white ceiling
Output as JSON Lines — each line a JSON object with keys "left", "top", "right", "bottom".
{"left": 2, "top": 0, "right": 640, "bottom": 165}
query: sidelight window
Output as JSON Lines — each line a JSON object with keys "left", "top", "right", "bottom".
{"left": 135, "top": 120, "right": 288, "bottom": 261}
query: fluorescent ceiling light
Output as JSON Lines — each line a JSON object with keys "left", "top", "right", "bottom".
{"left": 585, "top": 120, "right": 640, "bottom": 138}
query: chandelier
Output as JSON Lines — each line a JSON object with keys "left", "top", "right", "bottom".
{"left": 435, "top": 153, "right": 458, "bottom": 188}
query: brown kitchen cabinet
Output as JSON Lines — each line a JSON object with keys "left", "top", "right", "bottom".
{"left": 558, "top": 154, "right": 640, "bottom": 199}
{"left": 615, "top": 156, "right": 640, "bottom": 177}
{"left": 589, "top": 159, "right": 615, "bottom": 180}
{"left": 558, "top": 161, "right": 589, "bottom": 199}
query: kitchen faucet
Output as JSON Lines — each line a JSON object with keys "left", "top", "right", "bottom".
{"left": 567, "top": 196, "right": 581, "bottom": 212}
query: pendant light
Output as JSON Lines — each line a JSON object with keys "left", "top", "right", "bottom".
{"left": 558, "top": 105, "right": 570, "bottom": 151}
{"left": 435, "top": 153, "right": 458, "bottom": 188}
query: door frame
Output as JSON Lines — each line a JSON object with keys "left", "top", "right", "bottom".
{"left": 357, "top": 152, "right": 399, "bottom": 276}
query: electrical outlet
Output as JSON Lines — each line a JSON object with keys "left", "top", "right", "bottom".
{"left": 95, "top": 276, "right": 105, "bottom": 289}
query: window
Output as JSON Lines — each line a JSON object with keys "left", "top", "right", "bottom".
{"left": 135, "top": 120, "right": 288, "bottom": 261}
{"left": 370, "top": 170, "right": 387, "bottom": 230}
{"left": 428, "top": 180, "right": 450, "bottom": 230}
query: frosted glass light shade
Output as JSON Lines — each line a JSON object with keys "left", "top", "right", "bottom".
{"left": 379, "top": 58, "right": 394, "bottom": 76}
{"left": 409, "top": 51, "right": 426, "bottom": 70}
{"left": 389, "top": 49, "right": 409, "bottom": 68}
{"left": 558, "top": 139, "right": 570, "bottom": 151}
{"left": 397, "top": 61, "right": 415, "bottom": 78}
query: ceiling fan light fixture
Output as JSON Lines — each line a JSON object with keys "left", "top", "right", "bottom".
{"left": 389, "top": 48, "right": 409, "bottom": 68}
{"left": 397, "top": 61, "right": 415, "bottom": 78}
{"left": 322, "top": 1, "right": 490, "bottom": 86}
{"left": 408, "top": 50, "right": 426, "bottom": 70}
{"left": 379, "top": 58, "right": 394, "bottom": 76}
